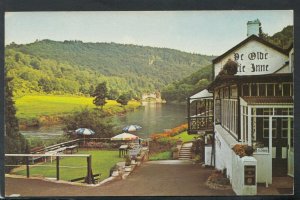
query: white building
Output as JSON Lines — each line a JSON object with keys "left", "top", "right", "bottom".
{"left": 187, "top": 21, "right": 293, "bottom": 193}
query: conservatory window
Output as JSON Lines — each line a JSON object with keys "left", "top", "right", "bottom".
{"left": 242, "top": 84, "right": 249, "bottom": 96}
{"left": 259, "top": 84, "right": 266, "bottom": 96}
{"left": 251, "top": 84, "right": 258, "bottom": 96}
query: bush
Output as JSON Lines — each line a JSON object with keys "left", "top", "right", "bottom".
{"left": 232, "top": 144, "right": 254, "bottom": 157}
{"left": 63, "top": 107, "right": 114, "bottom": 138}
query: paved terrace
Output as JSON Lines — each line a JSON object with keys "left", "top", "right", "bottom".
{"left": 5, "top": 160, "right": 235, "bottom": 197}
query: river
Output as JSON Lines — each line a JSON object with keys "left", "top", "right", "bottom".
{"left": 20, "top": 102, "right": 187, "bottom": 140}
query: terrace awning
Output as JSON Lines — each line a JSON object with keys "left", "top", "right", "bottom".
{"left": 189, "top": 89, "right": 213, "bottom": 103}
{"left": 241, "top": 96, "right": 293, "bottom": 106}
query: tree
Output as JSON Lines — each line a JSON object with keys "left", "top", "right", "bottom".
{"left": 64, "top": 108, "right": 114, "bottom": 138}
{"left": 5, "top": 76, "right": 29, "bottom": 172}
{"left": 107, "top": 89, "right": 119, "bottom": 100}
{"left": 92, "top": 82, "right": 108, "bottom": 109}
{"left": 117, "top": 93, "right": 131, "bottom": 106}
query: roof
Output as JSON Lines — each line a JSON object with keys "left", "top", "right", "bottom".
{"left": 241, "top": 96, "right": 293, "bottom": 105}
{"left": 189, "top": 89, "right": 213, "bottom": 100}
{"left": 212, "top": 35, "right": 288, "bottom": 64}
{"left": 207, "top": 73, "right": 293, "bottom": 91}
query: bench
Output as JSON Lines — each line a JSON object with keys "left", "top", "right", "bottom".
{"left": 70, "top": 173, "right": 101, "bottom": 184}
{"left": 66, "top": 145, "right": 79, "bottom": 154}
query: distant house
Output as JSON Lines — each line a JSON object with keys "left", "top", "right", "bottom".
{"left": 187, "top": 20, "right": 294, "bottom": 187}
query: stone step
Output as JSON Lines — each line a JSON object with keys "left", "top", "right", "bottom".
{"left": 178, "top": 158, "right": 191, "bottom": 160}
{"left": 179, "top": 155, "right": 191, "bottom": 157}
{"left": 181, "top": 148, "right": 191, "bottom": 150}
{"left": 179, "top": 153, "right": 191, "bottom": 155}
{"left": 180, "top": 150, "right": 191, "bottom": 153}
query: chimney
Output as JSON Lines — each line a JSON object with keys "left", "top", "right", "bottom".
{"left": 247, "top": 19, "right": 261, "bottom": 37}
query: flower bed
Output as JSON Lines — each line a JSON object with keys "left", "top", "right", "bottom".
{"left": 150, "top": 123, "right": 188, "bottom": 140}
{"left": 206, "top": 170, "right": 231, "bottom": 190}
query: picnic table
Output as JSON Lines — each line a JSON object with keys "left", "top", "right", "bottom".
{"left": 119, "top": 145, "right": 128, "bottom": 157}
{"left": 66, "top": 145, "right": 79, "bottom": 154}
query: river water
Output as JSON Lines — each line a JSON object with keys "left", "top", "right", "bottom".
{"left": 20, "top": 102, "right": 187, "bottom": 140}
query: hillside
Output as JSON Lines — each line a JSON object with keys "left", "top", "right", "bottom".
{"left": 261, "top": 25, "right": 293, "bottom": 49}
{"left": 6, "top": 40, "right": 214, "bottom": 97}
{"left": 161, "top": 64, "right": 213, "bottom": 102}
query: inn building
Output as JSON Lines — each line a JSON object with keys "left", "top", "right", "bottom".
{"left": 187, "top": 20, "right": 294, "bottom": 188}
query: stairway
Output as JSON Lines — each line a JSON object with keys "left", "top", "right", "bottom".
{"left": 178, "top": 142, "right": 192, "bottom": 160}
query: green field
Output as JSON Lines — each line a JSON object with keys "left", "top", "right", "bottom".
{"left": 15, "top": 95, "right": 141, "bottom": 120}
{"left": 14, "top": 150, "right": 124, "bottom": 181}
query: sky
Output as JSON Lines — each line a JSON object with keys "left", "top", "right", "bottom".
{"left": 5, "top": 11, "right": 293, "bottom": 55}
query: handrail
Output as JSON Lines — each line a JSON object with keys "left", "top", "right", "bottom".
{"left": 5, "top": 154, "right": 90, "bottom": 157}
{"left": 5, "top": 153, "right": 93, "bottom": 184}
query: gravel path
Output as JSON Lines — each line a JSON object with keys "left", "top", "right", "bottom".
{"left": 5, "top": 160, "right": 235, "bottom": 197}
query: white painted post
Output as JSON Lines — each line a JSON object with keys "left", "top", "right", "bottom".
{"left": 240, "top": 105, "right": 244, "bottom": 144}
{"left": 248, "top": 106, "right": 252, "bottom": 146}
{"left": 269, "top": 116, "right": 273, "bottom": 184}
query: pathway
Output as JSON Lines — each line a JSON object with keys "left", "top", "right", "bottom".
{"left": 5, "top": 160, "right": 235, "bottom": 197}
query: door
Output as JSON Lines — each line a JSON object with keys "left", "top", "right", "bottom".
{"left": 272, "top": 116, "right": 288, "bottom": 177}
{"left": 288, "top": 117, "right": 294, "bottom": 177}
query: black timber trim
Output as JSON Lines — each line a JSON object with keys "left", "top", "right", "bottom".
{"left": 207, "top": 73, "right": 293, "bottom": 91}
{"left": 212, "top": 34, "right": 288, "bottom": 64}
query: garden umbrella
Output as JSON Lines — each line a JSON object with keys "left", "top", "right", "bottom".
{"left": 75, "top": 128, "right": 95, "bottom": 144}
{"left": 122, "top": 125, "right": 142, "bottom": 132}
{"left": 111, "top": 132, "right": 138, "bottom": 141}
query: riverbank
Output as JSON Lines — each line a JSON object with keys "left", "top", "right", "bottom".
{"left": 15, "top": 95, "right": 141, "bottom": 129}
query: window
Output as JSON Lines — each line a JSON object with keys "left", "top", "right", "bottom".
{"left": 275, "top": 84, "right": 282, "bottom": 96}
{"left": 267, "top": 84, "right": 274, "bottom": 96}
{"left": 220, "top": 88, "right": 224, "bottom": 99}
{"left": 259, "top": 84, "right": 266, "bottom": 96}
{"left": 242, "top": 84, "right": 249, "bottom": 96}
{"left": 263, "top": 118, "right": 277, "bottom": 138}
{"left": 215, "top": 89, "right": 220, "bottom": 99}
{"left": 281, "top": 118, "right": 288, "bottom": 138}
{"left": 224, "top": 87, "right": 229, "bottom": 98}
{"left": 291, "top": 118, "right": 294, "bottom": 148}
{"left": 283, "top": 83, "right": 291, "bottom": 96}
{"left": 221, "top": 99, "right": 238, "bottom": 136}
{"left": 251, "top": 84, "right": 257, "bottom": 96}
{"left": 262, "top": 108, "right": 276, "bottom": 138}
{"left": 230, "top": 85, "right": 237, "bottom": 98}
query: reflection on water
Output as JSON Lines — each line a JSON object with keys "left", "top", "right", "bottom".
{"left": 20, "top": 103, "right": 187, "bottom": 139}
{"left": 20, "top": 125, "right": 65, "bottom": 140}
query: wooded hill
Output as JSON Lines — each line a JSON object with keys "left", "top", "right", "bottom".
{"left": 6, "top": 41, "right": 214, "bottom": 98}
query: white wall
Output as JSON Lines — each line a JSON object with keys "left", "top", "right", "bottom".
{"left": 205, "top": 145, "right": 213, "bottom": 166}
{"left": 253, "top": 153, "right": 272, "bottom": 184}
{"left": 232, "top": 154, "right": 257, "bottom": 195}
{"left": 214, "top": 40, "right": 289, "bottom": 77}
{"left": 214, "top": 130, "right": 234, "bottom": 180}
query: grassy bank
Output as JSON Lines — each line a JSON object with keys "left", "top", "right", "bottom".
{"left": 15, "top": 95, "right": 141, "bottom": 127}
{"left": 13, "top": 150, "right": 124, "bottom": 181}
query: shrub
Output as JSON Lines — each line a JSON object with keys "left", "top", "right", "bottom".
{"left": 232, "top": 144, "right": 254, "bottom": 157}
